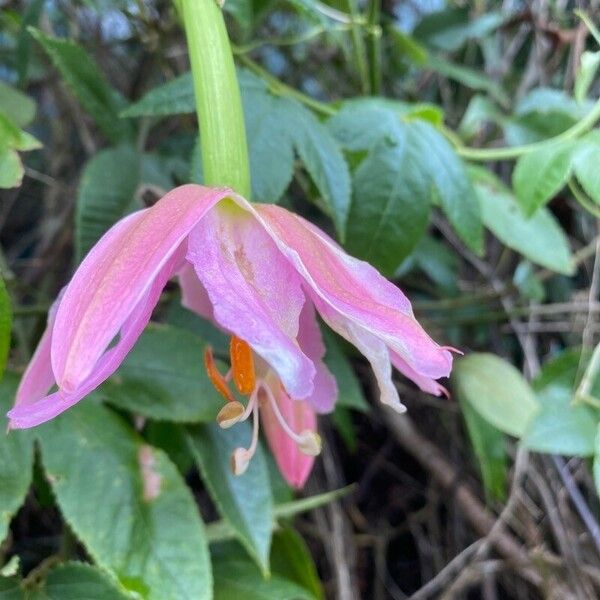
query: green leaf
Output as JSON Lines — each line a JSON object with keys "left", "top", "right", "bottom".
{"left": 513, "top": 141, "right": 576, "bottom": 215}
{"left": 213, "top": 558, "right": 315, "bottom": 600}
{"left": 0, "top": 577, "right": 25, "bottom": 600}
{"left": 0, "top": 374, "right": 34, "bottom": 545}
{"left": 408, "top": 121, "right": 483, "bottom": 253}
{"left": 103, "top": 324, "right": 224, "bottom": 423}
{"left": 76, "top": 145, "right": 140, "bottom": 262}
{"left": 460, "top": 398, "right": 506, "bottom": 501}
{"left": 0, "top": 276, "right": 12, "bottom": 378}
{"left": 453, "top": 353, "right": 539, "bottom": 437}
{"left": 472, "top": 170, "right": 573, "bottom": 274}
{"left": 573, "top": 132, "right": 600, "bottom": 203}
{"left": 34, "top": 563, "right": 132, "bottom": 600}
{"left": 0, "top": 82, "right": 35, "bottom": 127}
{"left": 285, "top": 101, "right": 351, "bottom": 239}
{"left": 575, "top": 51, "right": 600, "bottom": 102}
{"left": 271, "top": 528, "right": 323, "bottom": 600}
{"left": 0, "top": 148, "right": 23, "bottom": 189}
{"left": 523, "top": 386, "right": 597, "bottom": 456}
{"left": 121, "top": 73, "right": 195, "bottom": 118}
{"left": 29, "top": 28, "right": 133, "bottom": 143}
{"left": 188, "top": 424, "right": 274, "bottom": 574}
{"left": 323, "top": 331, "right": 368, "bottom": 412}
{"left": 345, "top": 131, "right": 430, "bottom": 274}
{"left": 37, "top": 403, "right": 212, "bottom": 600}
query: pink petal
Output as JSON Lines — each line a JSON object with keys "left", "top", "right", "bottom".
{"left": 13, "top": 292, "right": 64, "bottom": 409}
{"left": 314, "top": 296, "right": 404, "bottom": 412}
{"left": 251, "top": 204, "right": 453, "bottom": 382}
{"left": 390, "top": 351, "right": 449, "bottom": 397}
{"left": 52, "top": 184, "right": 231, "bottom": 392}
{"left": 8, "top": 248, "right": 185, "bottom": 428}
{"left": 186, "top": 208, "right": 315, "bottom": 399}
{"left": 297, "top": 301, "right": 337, "bottom": 413}
{"left": 178, "top": 263, "right": 214, "bottom": 321}
{"left": 260, "top": 376, "right": 317, "bottom": 489}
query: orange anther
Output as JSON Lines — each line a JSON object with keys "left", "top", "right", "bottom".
{"left": 230, "top": 336, "right": 256, "bottom": 395}
{"left": 204, "top": 347, "right": 236, "bottom": 403}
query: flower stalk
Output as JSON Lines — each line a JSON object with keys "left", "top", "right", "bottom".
{"left": 180, "top": 0, "right": 251, "bottom": 197}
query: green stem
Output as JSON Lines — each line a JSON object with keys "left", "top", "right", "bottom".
{"left": 345, "top": 0, "right": 370, "bottom": 93}
{"left": 454, "top": 96, "right": 600, "bottom": 161}
{"left": 366, "top": 0, "right": 382, "bottom": 94}
{"left": 180, "top": 0, "right": 250, "bottom": 196}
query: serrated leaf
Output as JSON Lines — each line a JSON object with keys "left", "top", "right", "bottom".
{"left": 0, "top": 82, "right": 35, "bottom": 127}
{"left": 103, "top": 324, "right": 223, "bottom": 423}
{"left": 473, "top": 171, "right": 573, "bottom": 274}
{"left": 188, "top": 424, "right": 273, "bottom": 574}
{"left": 213, "top": 558, "right": 315, "bottom": 600}
{"left": 460, "top": 398, "right": 506, "bottom": 501}
{"left": 76, "top": 145, "right": 140, "bottom": 262}
{"left": 0, "top": 374, "right": 34, "bottom": 545}
{"left": 0, "top": 276, "right": 11, "bottom": 377}
{"left": 36, "top": 403, "right": 212, "bottom": 600}
{"left": 271, "top": 527, "right": 323, "bottom": 600}
{"left": 121, "top": 73, "right": 195, "bottom": 118}
{"left": 29, "top": 28, "right": 133, "bottom": 143}
{"left": 453, "top": 353, "right": 539, "bottom": 437}
{"left": 513, "top": 141, "right": 576, "bottom": 215}
{"left": 34, "top": 563, "right": 132, "bottom": 600}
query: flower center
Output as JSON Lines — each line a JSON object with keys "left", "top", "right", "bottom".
{"left": 204, "top": 335, "right": 321, "bottom": 475}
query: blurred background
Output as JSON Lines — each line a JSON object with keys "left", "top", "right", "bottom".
{"left": 1, "top": 1, "right": 600, "bottom": 598}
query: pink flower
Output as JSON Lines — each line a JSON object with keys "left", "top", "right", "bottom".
{"left": 8, "top": 184, "right": 454, "bottom": 485}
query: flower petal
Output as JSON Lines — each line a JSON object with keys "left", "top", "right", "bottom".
{"left": 297, "top": 300, "right": 337, "bottom": 413}
{"left": 390, "top": 351, "right": 449, "bottom": 397}
{"left": 13, "top": 292, "right": 63, "bottom": 409}
{"left": 187, "top": 207, "right": 315, "bottom": 399}
{"left": 178, "top": 263, "right": 214, "bottom": 321}
{"left": 251, "top": 204, "right": 452, "bottom": 381}
{"left": 8, "top": 247, "right": 185, "bottom": 428}
{"left": 52, "top": 184, "right": 231, "bottom": 391}
{"left": 260, "top": 376, "right": 317, "bottom": 489}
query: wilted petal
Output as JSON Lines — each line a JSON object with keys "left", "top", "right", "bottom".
{"left": 252, "top": 204, "right": 452, "bottom": 381}
{"left": 52, "top": 184, "right": 231, "bottom": 391}
{"left": 8, "top": 247, "right": 185, "bottom": 428}
{"left": 297, "top": 300, "right": 337, "bottom": 413}
{"left": 260, "top": 378, "right": 317, "bottom": 489}
{"left": 187, "top": 207, "right": 315, "bottom": 399}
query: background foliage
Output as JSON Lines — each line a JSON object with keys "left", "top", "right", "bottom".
{"left": 1, "top": 0, "right": 600, "bottom": 598}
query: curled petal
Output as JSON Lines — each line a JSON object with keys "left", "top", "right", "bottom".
{"left": 260, "top": 377, "right": 317, "bottom": 489}
{"left": 187, "top": 207, "right": 315, "bottom": 400}
{"left": 297, "top": 300, "right": 337, "bottom": 414}
{"left": 250, "top": 204, "right": 452, "bottom": 381}
{"left": 52, "top": 184, "right": 231, "bottom": 392}
{"left": 8, "top": 248, "right": 184, "bottom": 428}
{"left": 391, "top": 351, "right": 449, "bottom": 397}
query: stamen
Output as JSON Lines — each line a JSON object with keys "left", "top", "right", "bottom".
{"left": 261, "top": 383, "right": 322, "bottom": 456}
{"left": 216, "top": 401, "right": 245, "bottom": 429}
{"left": 230, "top": 336, "right": 256, "bottom": 395}
{"left": 204, "top": 347, "right": 235, "bottom": 403}
{"left": 230, "top": 398, "right": 260, "bottom": 476}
